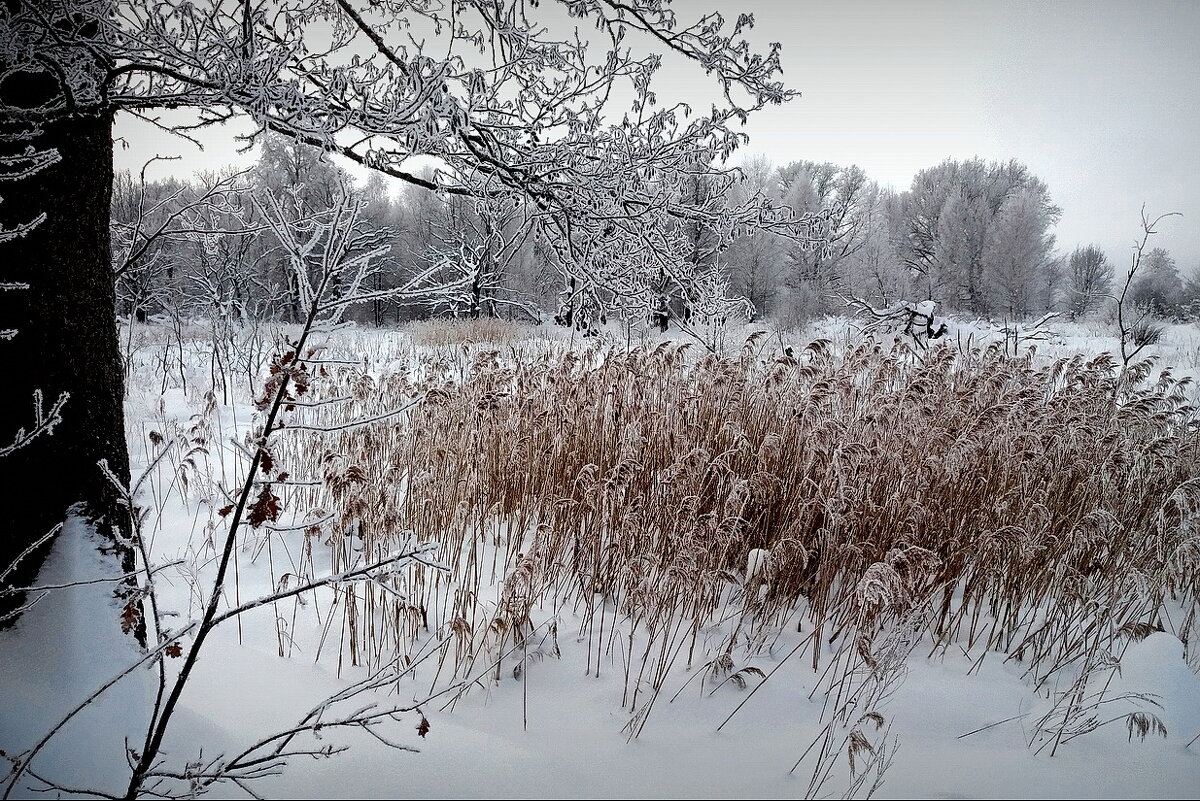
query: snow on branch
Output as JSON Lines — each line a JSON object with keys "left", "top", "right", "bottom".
{"left": 0, "top": 212, "right": 48, "bottom": 245}
{"left": 843, "top": 295, "right": 950, "bottom": 348}
{"left": 3, "top": 1, "right": 829, "bottom": 320}
{"left": 0, "top": 389, "right": 69, "bottom": 459}
{"left": 210, "top": 537, "right": 442, "bottom": 628}
{"left": 111, "top": 162, "right": 255, "bottom": 280}
{"left": 0, "top": 147, "right": 62, "bottom": 181}
{"left": 255, "top": 185, "right": 472, "bottom": 323}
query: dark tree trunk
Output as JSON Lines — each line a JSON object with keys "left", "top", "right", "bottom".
{"left": 0, "top": 100, "right": 133, "bottom": 623}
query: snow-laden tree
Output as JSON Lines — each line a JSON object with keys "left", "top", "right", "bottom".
{"left": 250, "top": 133, "right": 357, "bottom": 321}
{"left": 111, "top": 164, "right": 254, "bottom": 327}
{"left": 104, "top": 0, "right": 825, "bottom": 313}
{"left": 1064, "top": 244, "right": 1113, "bottom": 320}
{"left": 982, "top": 186, "right": 1059, "bottom": 318}
{"left": 423, "top": 192, "right": 544, "bottom": 322}
{"left": 900, "top": 158, "right": 1059, "bottom": 316}
{"left": 1129, "top": 247, "right": 1184, "bottom": 316}
{"left": 722, "top": 154, "right": 787, "bottom": 317}
{"left": 840, "top": 185, "right": 907, "bottom": 309}
{"left": 0, "top": 0, "right": 825, "bottom": 614}
{"left": 776, "top": 160, "right": 871, "bottom": 320}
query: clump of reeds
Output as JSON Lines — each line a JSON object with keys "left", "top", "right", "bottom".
{"left": 259, "top": 333, "right": 1200, "bottom": 734}
{"left": 404, "top": 317, "right": 542, "bottom": 347}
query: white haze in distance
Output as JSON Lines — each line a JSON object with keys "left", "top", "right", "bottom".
{"left": 114, "top": 0, "right": 1200, "bottom": 272}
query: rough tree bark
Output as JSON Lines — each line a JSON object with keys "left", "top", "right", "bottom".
{"left": 0, "top": 18, "right": 132, "bottom": 623}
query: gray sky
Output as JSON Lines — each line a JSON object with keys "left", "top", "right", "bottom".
{"left": 717, "top": 0, "right": 1200, "bottom": 271}
{"left": 115, "top": 0, "right": 1200, "bottom": 272}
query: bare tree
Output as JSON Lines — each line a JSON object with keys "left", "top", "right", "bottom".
{"left": 112, "top": 161, "right": 253, "bottom": 297}
{"left": 1115, "top": 208, "right": 1182, "bottom": 366}
{"left": 256, "top": 185, "right": 471, "bottom": 324}
{"left": 250, "top": 134, "right": 355, "bottom": 321}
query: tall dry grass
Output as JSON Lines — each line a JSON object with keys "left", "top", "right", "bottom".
{"left": 403, "top": 317, "right": 546, "bottom": 347}
{"left": 261, "top": 333, "right": 1200, "bottom": 723}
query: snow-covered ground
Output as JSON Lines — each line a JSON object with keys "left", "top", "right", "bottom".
{"left": 3, "top": 316, "right": 1200, "bottom": 800}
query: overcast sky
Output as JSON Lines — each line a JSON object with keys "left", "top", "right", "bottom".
{"left": 115, "top": 0, "right": 1200, "bottom": 271}
{"left": 722, "top": 0, "right": 1200, "bottom": 270}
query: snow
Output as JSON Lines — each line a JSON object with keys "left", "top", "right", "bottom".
{"left": 3, "top": 318, "right": 1200, "bottom": 799}
{"left": 0, "top": 519, "right": 152, "bottom": 796}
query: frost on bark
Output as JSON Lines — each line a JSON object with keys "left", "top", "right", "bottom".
{"left": 0, "top": 1, "right": 133, "bottom": 623}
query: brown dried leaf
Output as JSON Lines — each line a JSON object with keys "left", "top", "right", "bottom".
{"left": 247, "top": 486, "right": 282, "bottom": 528}
{"left": 120, "top": 601, "right": 142, "bottom": 635}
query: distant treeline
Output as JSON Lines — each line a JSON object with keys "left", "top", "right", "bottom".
{"left": 113, "top": 136, "right": 1198, "bottom": 330}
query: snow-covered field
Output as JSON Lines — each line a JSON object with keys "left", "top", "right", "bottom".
{"left": 3, "top": 316, "right": 1200, "bottom": 800}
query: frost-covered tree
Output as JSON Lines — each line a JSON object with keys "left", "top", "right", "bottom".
{"left": 0, "top": 2, "right": 132, "bottom": 612}
{"left": 930, "top": 187, "right": 988, "bottom": 308}
{"left": 1129, "top": 247, "right": 1184, "bottom": 316}
{"left": 777, "top": 160, "right": 870, "bottom": 321}
{"left": 1064, "top": 245, "right": 1114, "bottom": 320}
{"left": 111, "top": 165, "right": 254, "bottom": 327}
{"left": 983, "top": 187, "right": 1059, "bottom": 318}
{"left": 1181, "top": 266, "right": 1200, "bottom": 320}
{"left": 723, "top": 155, "right": 787, "bottom": 317}
{"left": 250, "top": 134, "right": 354, "bottom": 321}
{"left": 424, "top": 192, "right": 543, "bottom": 322}
{"left": 841, "top": 186, "right": 907, "bottom": 308}
{"left": 0, "top": 1, "right": 822, "bottom": 611}
{"left": 395, "top": 173, "right": 451, "bottom": 321}
{"left": 900, "top": 158, "right": 1059, "bottom": 316}
{"left": 355, "top": 172, "right": 398, "bottom": 326}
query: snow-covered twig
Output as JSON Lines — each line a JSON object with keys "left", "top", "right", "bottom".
{"left": 0, "top": 524, "right": 62, "bottom": 587}
{"left": 210, "top": 542, "right": 442, "bottom": 627}
{"left": 276, "top": 396, "right": 422, "bottom": 434}
{"left": 0, "top": 560, "right": 182, "bottom": 597}
{"left": 0, "top": 390, "right": 69, "bottom": 459}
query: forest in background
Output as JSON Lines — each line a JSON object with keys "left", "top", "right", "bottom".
{"left": 114, "top": 134, "right": 1200, "bottom": 335}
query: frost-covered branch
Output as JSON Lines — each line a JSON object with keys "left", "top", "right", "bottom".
{"left": 7, "top": 1, "right": 829, "bottom": 318}
{"left": 111, "top": 162, "right": 254, "bottom": 280}
{"left": 423, "top": 196, "right": 543, "bottom": 322}
{"left": 0, "top": 524, "right": 62, "bottom": 588}
{"left": 0, "top": 389, "right": 69, "bottom": 459}
{"left": 842, "top": 295, "right": 950, "bottom": 349}
{"left": 110, "top": 179, "right": 455, "bottom": 800}
{"left": 0, "top": 622, "right": 201, "bottom": 801}
{"left": 0, "top": 145, "right": 59, "bottom": 242}
{"left": 256, "top": 185, "right": 472, "bottom": 323}
{"left": 209, "top": 539, "right": 441, "bottom": 627}
{"left": 136, "top": 662, "right": 432, "bottom": 799}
